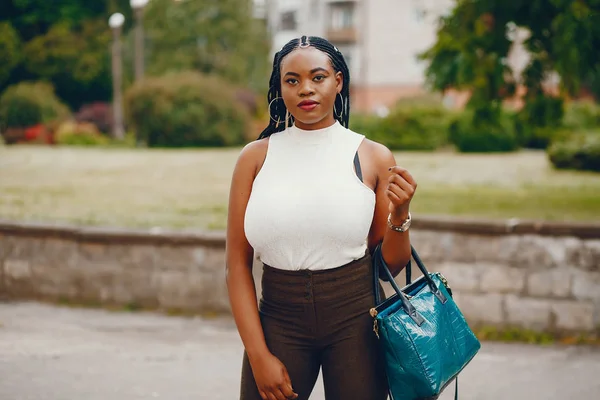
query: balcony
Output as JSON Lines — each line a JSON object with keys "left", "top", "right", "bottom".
{"left": 326, "top": 27, "right": 358, "bottom": 43}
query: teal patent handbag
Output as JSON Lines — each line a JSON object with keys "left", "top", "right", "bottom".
{"left": 370, "top": 244, "right": 480, "bottom": 400}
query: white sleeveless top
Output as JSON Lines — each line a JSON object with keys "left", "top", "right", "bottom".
{"left": 244, "top": 121, "right": 376, "bottom": 271}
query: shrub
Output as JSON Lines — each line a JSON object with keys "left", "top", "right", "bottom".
{"left": 1, "top": 124, "right": 54, "bottom": 145}
{"left": 449, "top": 108, "right": 520, "bottom": 153}
{"left": 1, "top": 128, "right": 24, "bottom": 145}
{"left": 23, "top": 124, "right": 53, "bottom": 144}
{"left": 54, "top": 120, "right": 109, "bottom": 146}
{"left": 563, "top": 101, "right": 600, "bottom": 130}
{"left": 0, "top": 96, "right": 41, "bottom": 131}
{"left": 349, "top": 114, "right": 384, "bottom": 138}
{"left": 0, "top": 81, "right": 70, "bottom": 129}
{"left": 514, "top": 95, "right": 564, "bottom": 149}
{"left": 124, "top": 71, "right": 250, "bottom": 147}
{"left": 377, "top": 106, "right": 453, "bottom": 150}
{"left": 75, "top": 102, "right": 113, "bottom": 134}
{"left": 234, "top": 88, "right": 260, "bottom": 117}
{"left": 547, "top": 132, "right": 600, "bottom": 172}
{"left": 350, "top": 98, "right": 455, "bottom": 151}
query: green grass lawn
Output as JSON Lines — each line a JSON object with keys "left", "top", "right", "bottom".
{"left": 0, "top": 146, "right": 598, "bottom": 230}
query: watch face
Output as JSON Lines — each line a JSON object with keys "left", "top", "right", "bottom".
{"left": 401, "top": 218, "right": 411, "bottom": 230}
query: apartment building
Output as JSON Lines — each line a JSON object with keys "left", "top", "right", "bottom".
{"left": 257, "top": 0, "right": 456, "bottom": 113}
{"left": 256, "top": 0, "right": 537, "bottom": 114}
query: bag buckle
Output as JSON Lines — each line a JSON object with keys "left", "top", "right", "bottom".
{"left": 370, "top": 308, "right": 380, "bottom": 339}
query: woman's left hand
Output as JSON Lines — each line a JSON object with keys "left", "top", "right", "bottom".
{"left": 386, "top": 166, "right": 417, "bottom": 220}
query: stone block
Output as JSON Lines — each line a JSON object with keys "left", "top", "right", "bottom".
{"left": 432, "top": 262, "right": 480, "bottom": 292}
{"left": 78, "top": 243, "right": 109, "bottom": 263}
{"left": 526, "top": 268, "right": 572, "bottom": 298}
{"left": 46, "top": 240, "right": 79, "bottom": 271}
{"left": 202, "top": 248, "right": 225, "bottom": 273}
{"left": 5, "top": 259, "right": 32, "bottom": 280}
{"left": 444, "top": 234, "right": 478, "bottom": 262}
{"left": 154, "top": 246, "right": 199, "bottom": 271}
{"left": 584, "top": 240, "right": 600, "bottom": 273}
{"left": 480, "top": 264, "right": 526, "bottom": 294}
{"left": 110, "top": 269, "right": 158, "bottom": 307}
{"left": 550, "top": 300, "right": 595, "bottom": 331}
{"left": 410, "top": 230, "right": 452, "bottom": 262}
{"left": 199, "top": 264, "right": 231, "bottom": 313}
{"left": 3, "top": 259, "right": 33, "bottom": 296}
{"left": 565, "top": 239, "right": 600, "bottom": 272}
{"left": 452, "top": 293, "right": 504, "bottom": 325}
{"left": 6, "top": 237, "right": 46, "bottom": 260}
{"left": 73, "top": 262, "right": 121, "bottom": 302}
{"left": 107, "top": 244, "right": 158, "bottom": 270}
{"left": 499, "top": 235, "right": 567, "bottom": 269}
{"left": 504, "top": 294, "right": 551, "bottom": 330}
{"left": 0, "top": 233, "right": 6, "bottom": 260}
{"left": 155, "top": 269, "right": 210, "bottom": 310}
{"left": 571, "top": 270, "right": 600, "bottom": 302}
{"left": 32, "top": 263, "right": 80, "bottom": 299}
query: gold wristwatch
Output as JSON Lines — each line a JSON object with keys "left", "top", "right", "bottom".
{"left": 387, "top": 212, "right": 411, "bottom": 232}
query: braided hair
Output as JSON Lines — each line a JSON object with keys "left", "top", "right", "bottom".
{"left": 258, "top": 35, "right": 351, "bottom": 140}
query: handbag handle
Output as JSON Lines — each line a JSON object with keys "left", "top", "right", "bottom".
{"left": 373, "top": 243, "right": 447, "bottom": 319}
{"left": 373, "top": 244, "right": 425, "bottom": 326}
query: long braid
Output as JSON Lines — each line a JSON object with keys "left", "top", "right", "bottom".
{"left": 258, "top": 36, "right": 352, "bottom": 140}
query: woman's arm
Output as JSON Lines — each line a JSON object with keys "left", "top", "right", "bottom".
{"left": 365, "top": 142, "right": 416, "bottom": 277}
{"left": 226, "top": 140, "right": 270, "bottom": 360}
{"left": 225, "top": 140, "right": 298, "bottom": 400}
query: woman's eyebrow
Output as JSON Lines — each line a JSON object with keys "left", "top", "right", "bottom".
{"left": 283, "top": 67, "right": 329, "bottom": 78}
{"left": 310, "top": 67, "right": 328, "bottom": 74}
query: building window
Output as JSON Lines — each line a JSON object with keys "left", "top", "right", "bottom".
{"left": 329, "top": 3, "right": 355, "bottom": 30}
{"left": 280, "top": 11, "right": 297, "bottom": 31}
{"left": 335, "top": 44, "right": 353, "bottom": 69}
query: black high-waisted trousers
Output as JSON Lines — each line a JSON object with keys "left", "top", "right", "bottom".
{"left": 240, "top": 252, "right": 388, "bottom": 400}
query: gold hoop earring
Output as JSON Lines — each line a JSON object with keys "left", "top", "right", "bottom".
{"left": 268, "top": 97, "right": 286, "bottom": 125}
{"left": 333, "top": 93, "right": 344, "bottom": 119}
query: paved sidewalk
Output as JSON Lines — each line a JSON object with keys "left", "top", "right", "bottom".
{"left": 1, "top": 302, "right": 599, "bottom": 400}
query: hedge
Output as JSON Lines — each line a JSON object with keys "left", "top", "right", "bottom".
{"left": 124, "top": 71, "right": 250, "bottom": 148}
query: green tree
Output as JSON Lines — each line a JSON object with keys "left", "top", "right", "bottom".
{"left": 0, "top": 0, "right": 132, "bottom": 41}
{"left": 0, "top": 22, "right": 21, "bottom": 87}
{"left": 0, "top": 0, "right": 134, "bottom": 108}
{"left": 141, "top": 0, "right": 270, "bottom": 92}
{"left": 420, "top": 0, "right": 600, "bottom": 124}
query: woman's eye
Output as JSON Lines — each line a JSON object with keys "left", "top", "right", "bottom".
{"left": 313, "top": 75, "right": 325, "bottom": 82}
{"left": 286, "top": 78, "right": 298, "bottom": 85}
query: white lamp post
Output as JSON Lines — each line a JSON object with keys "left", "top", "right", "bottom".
{"left": 109, "top": 13, "right": 126, "bottom": 140}
{"left": 130, "top": 0, "right": 149, "bottom": 82}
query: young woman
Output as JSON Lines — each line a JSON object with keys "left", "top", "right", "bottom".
{"left": 226, "top": 35, "right": 416, "bottom": 400}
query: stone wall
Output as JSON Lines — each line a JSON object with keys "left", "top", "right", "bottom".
{"left": 1, "top": 217, "right": 599, "bottom": 333}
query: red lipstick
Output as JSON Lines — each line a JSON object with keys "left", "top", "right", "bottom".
{"left": 297, "top": 100, "right": 319, "bottom": 111}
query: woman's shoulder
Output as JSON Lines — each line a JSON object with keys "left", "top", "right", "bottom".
{"left": 234, "top": 137, "right": 270, "bottom": 178}
{"left": 346, "top": 126, "right": 394, "bottom": 162}
{"left": 239, "top": 136, "right": 269, "bottom": 159}
{"left": 345, "top": 128, "right": 396, "bottom": 180}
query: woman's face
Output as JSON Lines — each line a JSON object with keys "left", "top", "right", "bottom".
{"left": 279, "top": 47, "right": 343, "bottom": 130}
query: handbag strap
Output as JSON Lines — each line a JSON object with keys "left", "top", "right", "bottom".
{"left": 373, "top": 244, "right": 446, "bottom": 307}
{"left": 373, "top": 243, "right": 426, "bottom": 326}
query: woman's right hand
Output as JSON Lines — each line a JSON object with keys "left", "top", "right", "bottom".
{"left": 249, "top": 352, "right": 299, "bottom": 400}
